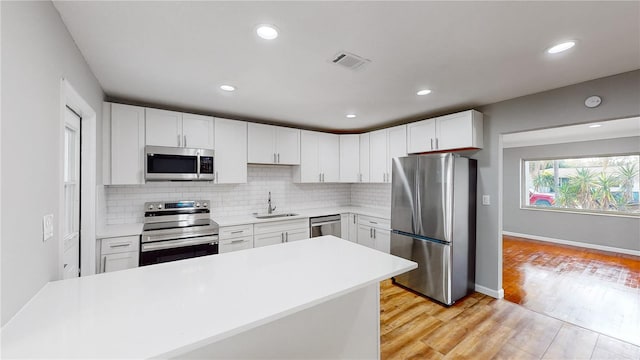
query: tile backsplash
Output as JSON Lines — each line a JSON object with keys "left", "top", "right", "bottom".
{"left": 105, "top": 165, "right": 352, "bottom": 224}
{"left": 350, "top": 183, "right": 391, "bottom": 209}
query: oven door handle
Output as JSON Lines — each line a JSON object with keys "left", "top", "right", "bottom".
{"left": 310, "top": 221, "right": 340, "bottom": 227}
{"left": 141, "top": 236, "right": 219, "bottom": 252}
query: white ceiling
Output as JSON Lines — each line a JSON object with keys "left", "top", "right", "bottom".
{"left": 53, "top": 1, "right": 640, "bottom": 131}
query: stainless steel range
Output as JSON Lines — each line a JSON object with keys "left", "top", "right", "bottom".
{"left": 140, "top": 200, "right": 219, "bottom": 266}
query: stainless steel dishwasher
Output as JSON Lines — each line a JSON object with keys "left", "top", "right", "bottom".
{"left": 309, "top": 214, "right": 341, "bottom": 238}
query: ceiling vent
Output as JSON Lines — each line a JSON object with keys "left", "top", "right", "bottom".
{"left": 330, "top": 51, "right": 370, "bottom": 71}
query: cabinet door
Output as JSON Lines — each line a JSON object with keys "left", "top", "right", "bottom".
{"left": 254, "top": 232, "right": 285, "bottom": 248}
{"left": 275, "top": 127, "right": 300, "bottom": 165}
{"left": 285, "top": 228, "right": 309, "bottom": 242}
{"left": 369, "top": 129, "right": 387, "bottom": 183}
{"left": 214, "top": 118, "right": 247, "bottom": 184}
{"left": 436, "top": 112, "right": 473, "bottom": 150}
{"left": 103, "top": 252, "right": 138, "bottom": 273}
{"left": 248, "top": 123, "right": 276, "bottom": 164}
{"left": 407, "top": 119, "right": 436, "bottom": 154}
{"left": 339, "top": 135, "right": 360, "bottom": 183}
{"left": 387, "top": 125, "right": 407, "bottom": 165}
{"left": 111, "top": 103, "right": 145, "bottom": 185}
{"left": 340, "top": 214, "right": 349, "bottom": 240}
{"left": 182, "top": 113, "right": 214, "bottom": 149}
{"left": 298, "top": 131, "right": 320, "bottom": 182}
{"left": 348, "top": 214, "right": 358, "bottom": 243}
{"left": 357, "top": 225, "right": 374, "bottom": 249}
{"left": 319, "top": 133, "right": 340, "bottom": 182}
{"left": 373, "top": 228, "right": 391, "bottom": 254}
{"left": 145, "top": 108, "right": 182, "bottom": 147}
{"left": 219, "top": 235, "right": 253, "bottom": 253}
{"left": 359, "top": 133, "right": 370, "bottom": 183}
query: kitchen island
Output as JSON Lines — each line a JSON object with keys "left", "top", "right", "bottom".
{"left": 1, "top": 236, "right": 416, "bottom": 359}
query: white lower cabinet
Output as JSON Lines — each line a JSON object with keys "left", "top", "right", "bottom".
{"left": 219, "top": 236, "right": 253, "bottom": 253}
{"left": 254, "top": 218, "right": 309, "bottom": 248}
{"left": 356, "top": 215, "right": 391, "bottom": 253}
{"left": 340, "top": 213, "right": 358, "bottom": 242}
{"left": 98, "top": 235, "right": 140, "bottom": 273}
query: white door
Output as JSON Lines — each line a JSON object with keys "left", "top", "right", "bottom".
{"left": 214, "top": 118, "right": 247, "bottom": 184}
{"left": 359, "top": 133, "right": 370, "bottom": 183}
{"left": 339, "top": 135, "right": 360, "bottom": 183}
{"left": 182, "top": 113, "right": 214, "bottom": 149}
{"left": 285, "top": 228, "right": 310, "bottom": 242}
{"left": 145, "top": 108, "right": 182, "bottom": 147}
{"left": 63, "top": 107, "right": 81, "bottom": 279}
{"left": 319, "top": 133, "right": 340, "bottom": 182}
{"left": 103, "top": 252, "right": 138, "bottom": 273}
{"left": 248, "top": 123, "right": 276, "bottom": 164}
{"left": 348, "top": 214, "right": 358, "bottom": 243}
{"left": 254, "top": 232, "right": 285, "bottom": 248}
{"left": 407, "top": 119, "right": 436, "bottom": 153}
{"left": 369, "top": 129, "right": 387, "bottom": 183}
{"left": 219, "top": 236, "right": 254, "bottom": 253}
{"left": 275, "top": 127, "right": 300, "bottom": 165}
{"left": 300, "top": 131, "right": 320, "bottom": 182}
{"left": 373, "top": 228, "right": 391, "bottom": 254}
{"left": 357, "top": 225, "right": 374, "bottom": 249}
{"left": 437, "top": 112, "right": 472, "bottom": 150}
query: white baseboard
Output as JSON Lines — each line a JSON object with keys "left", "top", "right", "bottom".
{"left": 503, "top": 231, "right": 640, "bottom": 257}
{"left": 475, "top": 284, "right": 504, "bottom": 299}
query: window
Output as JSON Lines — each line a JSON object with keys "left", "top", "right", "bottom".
{"left": 522, "top": 154, "right": 640, "bottom": 216}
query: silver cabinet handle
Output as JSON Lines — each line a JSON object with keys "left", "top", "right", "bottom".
{"left": 353, "top": 215, "right": 356, "bottom": 224}
{"left": 230, "top": 230, "right": 244, "bottom": 234}
{"left": 230, "top": 239, "right": 245, "bottom": 244}
{"left": 286, "top": 232, "right": 289, "bottom": 242}
{"left": 369, "top": 221, "right": 378, "bottom": 225}
{"left": 178, "top": 134, "right": 181, "bottom": 147}
{"left": 102, "top": 255, "right": 107, "bottom": 273}
{"left": 184, "top": 135, "right": 187, "bottom": 147}
{"left": 370, "top": 228, "right": 373, "bottom": 238}
{"left": 322, "top": 173, "right": 325, "bottom": 182}
{"left": 274, "top": 153, "right": 277, "bottom": 163}
{"left": 430, "top": 138, "right": 433, "bottom": 150}
{"left": 435, "top": 138, "right": 439, "bottom": 149}
{"left": 277, "top": 153, "right": 280, "bottom": 163}
{"left": 373, "top": 228, "right": 376, "bottom": 239}
{"left": 319, "top": 173, "right": 322, "bottom": 182}
{"left": 281, "top": 233, "right": 285, "bottom": 243}
{"left": 110, "top": 243, "right": 131, "bottom": 248}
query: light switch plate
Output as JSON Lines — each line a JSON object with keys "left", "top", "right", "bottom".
{"left": 482, "top": 195, "right": 491, "bottom": 205}
{"left": 43, "top": 214, "right": 54, "bottom": 242}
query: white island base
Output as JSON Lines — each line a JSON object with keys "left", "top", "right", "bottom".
{"left": 1, "top": 236, "right": 416, "bottom": 359}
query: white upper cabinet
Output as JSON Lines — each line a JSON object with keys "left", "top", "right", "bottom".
{"left": 108, "top": 103, "right": 145, "bottom": 185}
{"left": 294, "top": 130, "right": 339, "bottom": 183}
{"left": 339, "top": 135, "right": 359, "bottom": 183}
{"left": 407, "top": 110, "right": 483, "bottom": 153}
{"left": 369, "top": 125, "right": 406, "bottom": 183}
{"left": 182, "top": 113, "right": 215, "bottom": 149}
{"left": 248, "top": 123, "right": 300, "bottom": 165}
{"left": 359, "top": 133, "right": 370, "bottom": 183}
{"left": 214, "top": 118, "right": 247, "bottom": 184}
{"left": 146, "top": 108, "right": 214, "bottom": 149}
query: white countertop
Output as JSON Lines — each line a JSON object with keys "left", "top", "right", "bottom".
{"left": 96, "top": 223, "right": 144, "bottom": 238}
{"left": 1, "top": 236, "right": 416, "bottom": 358}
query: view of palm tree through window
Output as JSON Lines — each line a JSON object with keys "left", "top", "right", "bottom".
{"left": 523, "top": 154, "right": 640, "bottom": 215}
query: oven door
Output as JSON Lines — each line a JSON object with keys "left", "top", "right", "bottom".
{"left": 140, "top": 235, "right": 219, "bottom": 266}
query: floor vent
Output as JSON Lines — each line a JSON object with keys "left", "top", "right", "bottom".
{"left": 330, "top": 51, "right": 370, "bottom": 71}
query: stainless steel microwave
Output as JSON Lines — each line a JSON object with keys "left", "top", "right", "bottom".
{"left": 145, "top": 146, "right": 214, "bottom": 181}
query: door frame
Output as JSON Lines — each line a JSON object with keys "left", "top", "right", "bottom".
{"left": 59, "top": 79, "right": 97, "bottom": 278}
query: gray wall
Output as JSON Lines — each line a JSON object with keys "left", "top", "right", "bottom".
{"left": 503, "top": 137, "right": 640, "bottom": 251}
{"left": 1, "top": 1, "right": 104, "bottom": 325}
{"left": 473, "top": 70, "right": 640, "bottom": 293}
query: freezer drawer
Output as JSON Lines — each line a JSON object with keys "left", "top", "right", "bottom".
{"left": 390, "top": 231, "right": 452, "bottom": 305}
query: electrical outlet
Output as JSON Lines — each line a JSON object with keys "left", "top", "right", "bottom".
{"left": 482, "top": 195, "right": 491, "bottom": 206}
{"left": 43, "top": 214, "right": 54, "bottom": 241}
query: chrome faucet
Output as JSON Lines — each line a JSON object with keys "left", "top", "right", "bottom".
{"left": 267, "top": 192, "right": 276, "bottom": 214}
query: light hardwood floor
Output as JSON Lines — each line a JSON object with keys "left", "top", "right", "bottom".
{"left": 379, "top": 280, "right": 640, "bottom": 359}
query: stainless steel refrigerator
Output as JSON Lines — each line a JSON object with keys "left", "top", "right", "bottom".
{"left": 390, "top": 153, "right": 476, "bottom": 305}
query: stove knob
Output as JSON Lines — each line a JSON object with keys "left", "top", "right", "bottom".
{"left": 148, "top": 205, "right": 155, "bottom": 211}
{"left": 157, "top": 204, "right": 163, "bottom": 209}
{"left": 203, "top": 203, "right": 208, "bottom": 207}
{"left": 195, "top": 202, "right": 201, "bottom": 207}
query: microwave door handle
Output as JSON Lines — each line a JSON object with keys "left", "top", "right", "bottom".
{"left": 196, "top": 152, "right": 201, "bottom": 179}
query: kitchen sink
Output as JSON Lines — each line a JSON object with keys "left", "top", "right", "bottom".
{"left": 253, "top": 213, "right": 299, "bottom": 219}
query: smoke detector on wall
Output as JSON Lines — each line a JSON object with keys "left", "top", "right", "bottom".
{"left": 330, "top": 51, "right": 371, "bottom": 71}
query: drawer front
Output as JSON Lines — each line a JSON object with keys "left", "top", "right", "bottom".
{"left": 358, "top": 215, "right": 390, "bottom": 230}
{"left": 101, "top": 235, "right": 140, "bottom": 255}
{"left": 254, "top": 218, "right": 309, "bottom": 235}
{"left": 219, "top": 235, "right": 254, "bottom": 253}
{"left": 219, "top": 224, "right": 254, "bottom": 240}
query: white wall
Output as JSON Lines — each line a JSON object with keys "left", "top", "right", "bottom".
{"left": 106, "top": 165, "right": 351, "bottom": 224}
{"left": 474, "top": 70, "right": 640, "bottom": 294}
{"left": 503, "top": 137, "right": 640, "bottom": 251}
{"left": 1, "top": 1, "right": 104, "bottom": 325}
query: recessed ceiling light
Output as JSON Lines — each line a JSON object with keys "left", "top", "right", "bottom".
{"left": 416, "top": 89, "right": 432, "bottom": 96}
{"left": 220, "top": 84, "right": 236, "bottom": 92}
{"left": 547, "top": 41, "right": 576, "bottom": 54}
{"left": 588, "top": 124, "right": 602, "bottom": 128}
{"left": 256, "top": 25, "right": 279, "bottom": 40}
{"left": 346, "top": 114, "right": 357, "bottom": 119}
